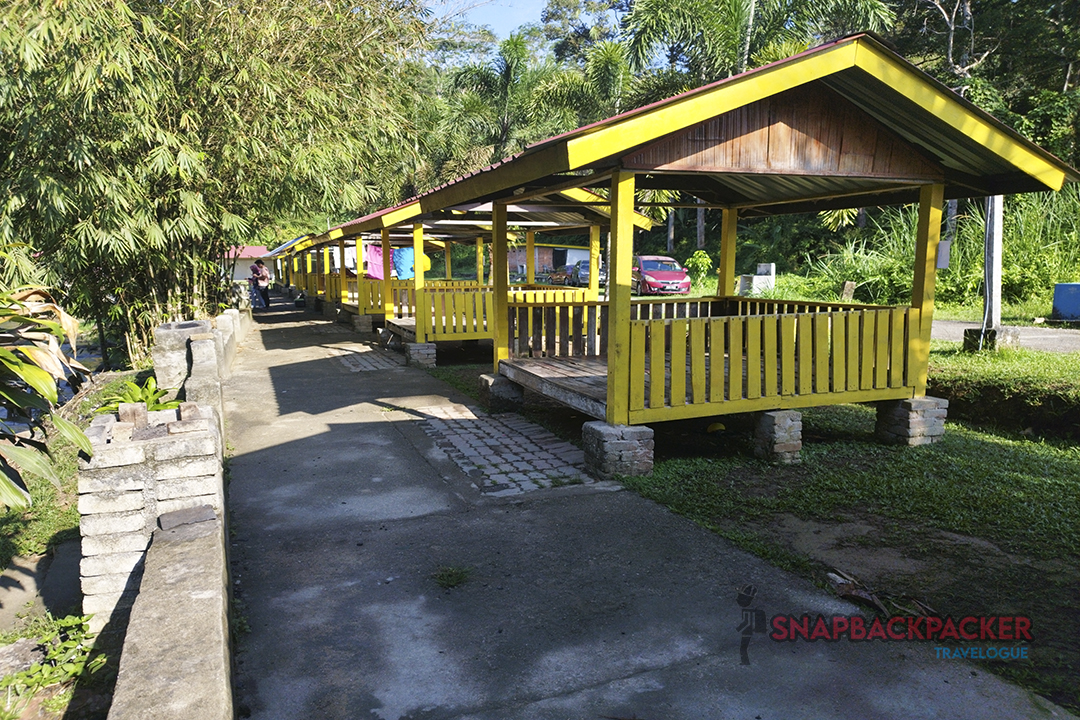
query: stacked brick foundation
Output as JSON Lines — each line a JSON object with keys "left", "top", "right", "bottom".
{"left": 754, "top": 410, "right": 802, "bottom": 464}
{"left": 876, "top": 397, "right": 948, "bottom": 445}
{"left": 582, "top": 422, "right": 654, "bottom": 481}
{"left": 405, "top": 342, "right": 437, "bottom": 367}
{"left": 78, "top": 401, "right": 223, "bottom": 635}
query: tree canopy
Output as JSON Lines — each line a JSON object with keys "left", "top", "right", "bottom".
{"left": 0, "top": 0, "right": 430, "bottom": 361}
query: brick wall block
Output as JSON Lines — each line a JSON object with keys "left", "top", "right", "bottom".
{"left": 81, "top": 512, "right": 148, "bottom": 537}
{"left": 81, "top": 552, "right": 145, "bottom": 577}
{"left": 78, "top": 492, "right": 145, "bottom": 515}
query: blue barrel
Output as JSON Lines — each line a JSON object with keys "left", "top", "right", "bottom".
{"left": 1052, "top": 283, "right": 1080, "bottom": 321}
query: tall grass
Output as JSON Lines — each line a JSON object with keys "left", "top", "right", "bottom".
{"left": 789, "top": 187, "right": 1080, "bottom": 307}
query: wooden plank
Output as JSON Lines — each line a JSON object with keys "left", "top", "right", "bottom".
{"left": 709, "top": 319, "right": 726, "bottom": 402}
{"left": 814, "top": 313, "right": 830, "bottom": 394}
{"left": 630, "top": 323, "right": 647, "bottom": 412}
{"left": 690, "top": 319, "right": 706, "bottom": 404}
{"left": 517, "top": 307, "right": 530, "bottom": 356}
{"left": 559, "top": 306, "right": 570, "bottom": 357}
{"left": 832, "top": 312, "right": 846, "bottom": 393}
{"left": 875, "top": 309, "right": 890, "bottom": 388}
{"left": 628, "top": 384, "right": 912, "bottom": 424}
{"left": 572, "top": 305, "right": 585, "bottom": 356}
{"left": 499, "top": 361, "right": 607, "bottom": 420}
{"left": 763, "top": 316, "right": 778, "bottom": 397}
{"left": 728, "top": 318, "right": 743, "bottom": 401}
{"left": 746, "top": 316, "right": 761, "bottom": 400}
{"left": 797, "top": 314, "right": 812, "bottom": 395}
{"left": 649, "top": 319, "right": 666, "bottom": 409}
{"left": 861, "top": 311, "right": 875, "bottom": 390}
{"left": 545, "top": 306, "right": 556, "bottom": 357}
{"left": 779, "top": 315, "right": 796, "bottom": 396}
{"left": 586, "top": 306, "right": 598, "bottom": 356}
{"left": 847, "top": 312, "right": 860, "bottom": 391}
{"left": 599, "top": 305, "right": 608, "bottom": 357}
{"left": 532, "top": 306, "right": 543, "bottom": 356}
{"left": 890, "top": 307, "right": 905, "bottom": 388}
{"left": 670, "top": 318, "right": 687, "bottom": 407}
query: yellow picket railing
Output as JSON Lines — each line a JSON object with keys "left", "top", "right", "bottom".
{"left": 507, "top": 297, "right": 609, "bottom": 358}
{"left": 627, "top": 305, "right": 917, "bottom": 423}
{"left": 419, "top": 289, "right": 495, "bottom": 340}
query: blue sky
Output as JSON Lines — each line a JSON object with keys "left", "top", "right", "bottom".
{"left": 442, "top": 0, "right": 548, "bottom": 39}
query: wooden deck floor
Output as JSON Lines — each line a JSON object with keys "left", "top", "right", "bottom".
{"left": 499, "top": 357, "right": 610, "bottom": 420}
{"left": 384, "top": 317, "right": 418, "bottom": 343}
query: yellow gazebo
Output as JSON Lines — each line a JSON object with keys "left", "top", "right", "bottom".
{"left": 279, "top": 34, "right": 1078, "bottom": 470}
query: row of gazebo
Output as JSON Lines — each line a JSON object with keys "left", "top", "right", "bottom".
{"left": 264, "top": 34, "right": 1076, "bottom": 471}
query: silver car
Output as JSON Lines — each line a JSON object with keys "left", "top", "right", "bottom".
{"left": 571, "top": 260, "right": 607, "bottom": 287}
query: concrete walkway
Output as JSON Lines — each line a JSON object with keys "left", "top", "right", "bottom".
{"left": 226, "top": 304, "right": 1075, "bottom": 720}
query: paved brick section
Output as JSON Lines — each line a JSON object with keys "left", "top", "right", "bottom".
{"left": 418, "top": 404, "right": 591, "bottom": 496}
{"left": 325, "top": 344, "right": 404, "bottom": 372}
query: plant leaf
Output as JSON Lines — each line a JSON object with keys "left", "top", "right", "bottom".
{"left": 50, "top": 413, "right": 93, "bottom": 456}
{"left": 0, "top": 442, "right": 62, "bottom": 489}
{"left": 0, "top": 465, "right": 32, "bottom": 510}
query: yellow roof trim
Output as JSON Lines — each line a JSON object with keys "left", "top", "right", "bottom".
{"left": 853, "top": 43, "right": 1066, "bottom": 192}
{"left": 564, "top": 41, "right": 859, "bottom": 169}
{"left": 381, "top": 201, "right": 424, "bottom": 228}
{"left": 557, "top": 187, "right": 654, "bottom": 230}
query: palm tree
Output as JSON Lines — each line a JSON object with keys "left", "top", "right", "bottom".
{"left": 624, "top": 0, "right": 894, "bottom": 82}
{"left": 531, "top": 40, "right": 633, "bottom": 126}
{"left": 623, "top": 0, "right": 894, "bottom": 248}
{"left": 450, "top": 34, "right": 565, "bottom": 164}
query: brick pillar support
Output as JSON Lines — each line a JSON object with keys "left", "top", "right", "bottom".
{"left": 754, "top": 410, "right": 802, "bottom": 464}
{"left": 876, "top": 397, "right": 948, "bottom": 446}
{"left": 582, "top": 421, "right": 654, "bottom": 481}
{"left": 404, "top": 342, "right": 437, "bottom": 367}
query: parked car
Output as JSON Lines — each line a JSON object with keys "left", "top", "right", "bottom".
{"left": 570, "top": 260, "right": 606, "bottom": 287}
{"left": 632, "top": 255, "right": 691, "bottom": 295}
{"left": 547, "top": 264, "right": 576, "bottom": 285}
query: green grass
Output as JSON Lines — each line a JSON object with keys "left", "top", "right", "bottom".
{"left": 431, "top": 566, "right": 472, "bottom": 589}
{"left": 632, "top": 404, "right": 1080, "bottom": 559}
{"left": 934, "top": 297, "right": 1056, "bottom": 324}
{"left": 927, "top": 342, "right": 1080, "bottom": 437}
{"left": 426, "top": 364, "right": 485, "bottom": 403}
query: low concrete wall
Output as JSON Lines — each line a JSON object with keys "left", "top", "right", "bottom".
{"left": 107, "top": 507, "right": 231, "bottom": 720}
{"left": 79, "top": 402, "right": 222, "bottom": 636}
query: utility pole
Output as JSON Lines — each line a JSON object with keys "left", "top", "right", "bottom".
{"left": 983, "top": 195, "right": 1003, "bottom": 332}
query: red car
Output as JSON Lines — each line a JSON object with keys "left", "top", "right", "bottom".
{"left": 632, "top": 255, "right": 692, "bottom": 295}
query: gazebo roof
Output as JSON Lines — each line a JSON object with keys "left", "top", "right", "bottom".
{"left": 285, "top": 33, "right": 1077, "bottom": 258}
{"left": 377, "top": 33, "right": 1077, "bottom": 221}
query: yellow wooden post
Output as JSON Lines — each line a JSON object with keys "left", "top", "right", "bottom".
{"left": 911, "top": 183, "right": 945, "bottom": 395}
{"left": 718, "top": 208, "right": 737, "bottom": 296}
{"left": 304, "top": 250, "right": 312, "bottom": 295}
{"left": 475, "top": 237, "right": 484, "bottom": 285}
{"left": 588, "top": 224, "right": 601, "bottom": 300}
{"left": 607, "top": 171, "right": 635, "bottom": 426}
{"left": 440, "top": 242, "right": 451, "bottom": 280}
{"left": 413, "top": 223, "right": 426, "bottom": 340}
{"left": 492, "top": 205, "right": 509, "bottom": 372}
{"left": 357, "top": 241, "right": 365, "bottom": 280}
{"left": 381, "top": 228, "right": 394, "bottom": 319}
{"left": 525, "top": 230, "right": 535, "bottom": 285}
{"left": 338, "top": 239, "right": 348, "bottom": 304}
{"left": 320, "top": 245, "right": 330, "bottom": 300}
